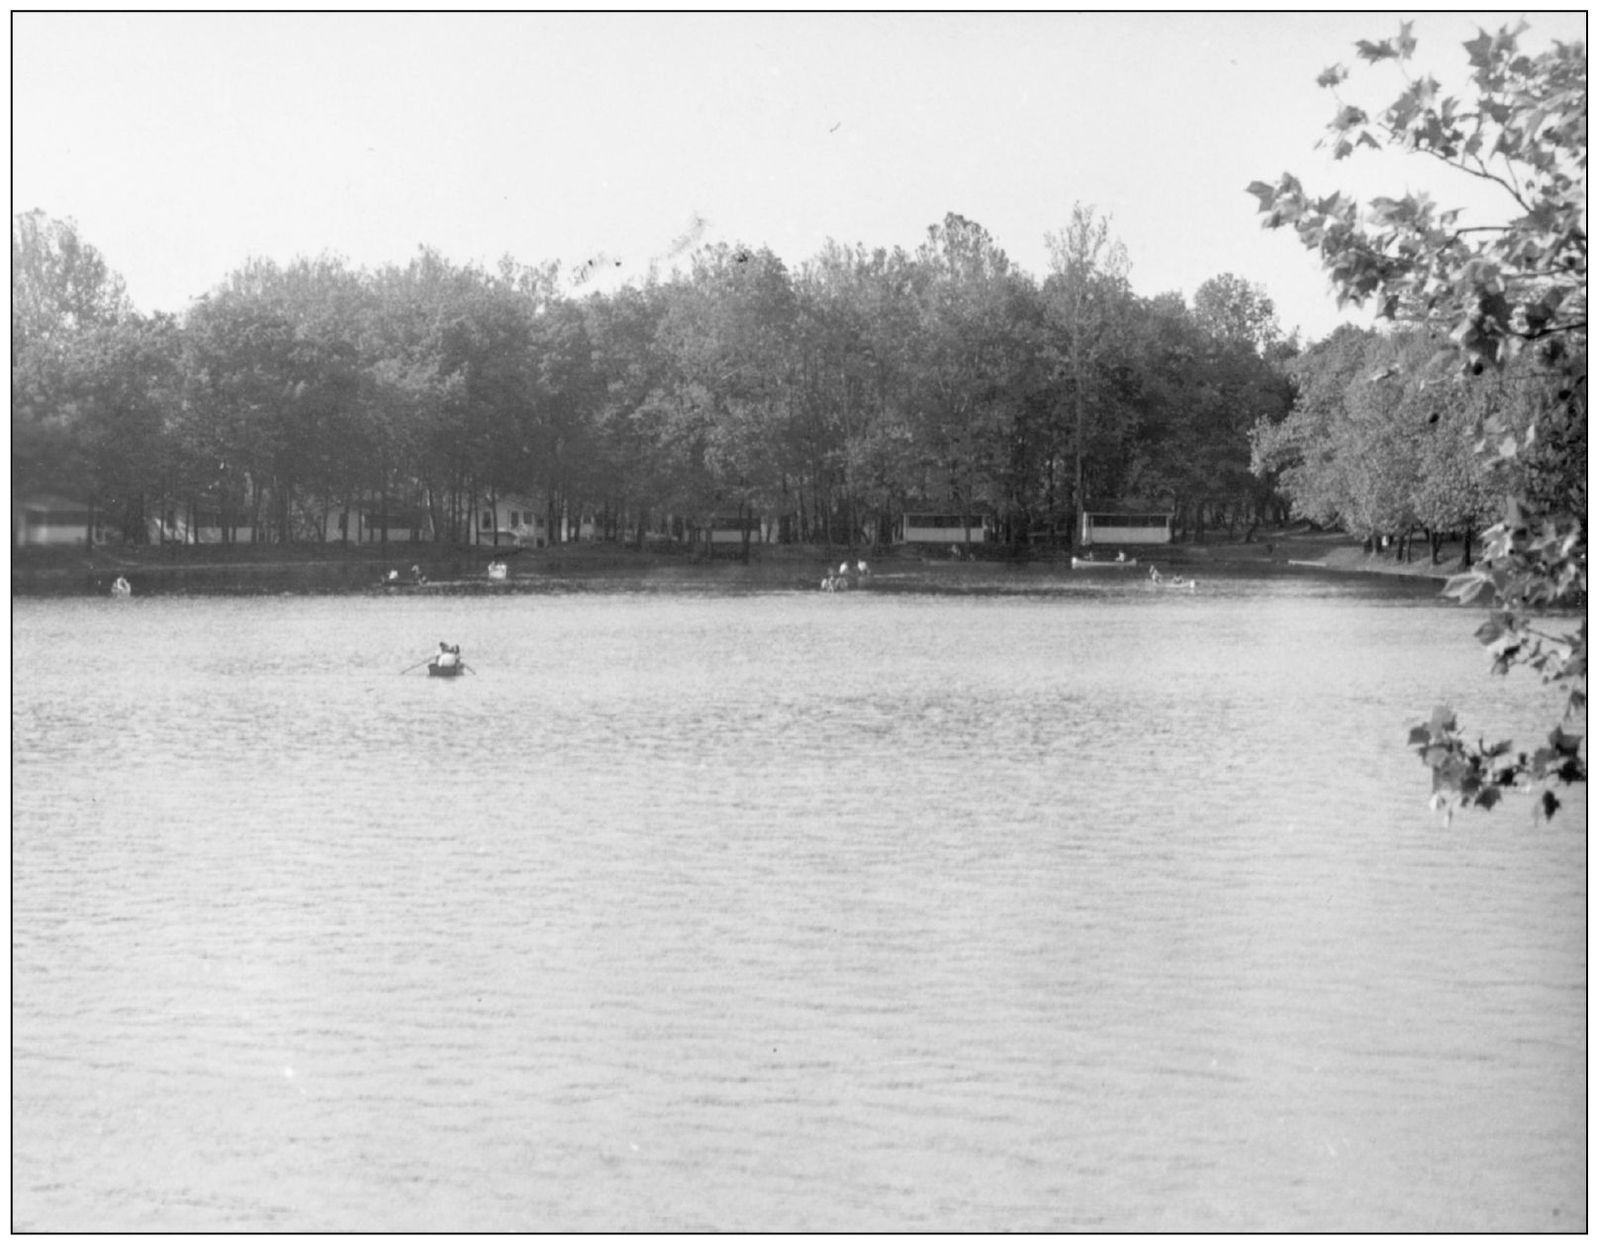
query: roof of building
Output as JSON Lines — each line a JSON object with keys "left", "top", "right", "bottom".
{"left": 1083, "top": 499, "right": 1175, "bottom": 514}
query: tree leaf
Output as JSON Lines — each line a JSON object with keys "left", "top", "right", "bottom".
{"left": 1443, "top": 572, "right": 1489, "bottom": 604}
{"left": 1475, "top": 616, "right": 1507, "bottom": 645}
{"left": 1245, "top": 182, "right": 1279, "bottom": 210}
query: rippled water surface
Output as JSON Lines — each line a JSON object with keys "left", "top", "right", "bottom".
{"left": 12, "top": 574, "right": 1586, "bottom": 1231}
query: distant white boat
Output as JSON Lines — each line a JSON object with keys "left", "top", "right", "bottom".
{"left": 1071, "top": 556, "right": 1139, "bottom": 569}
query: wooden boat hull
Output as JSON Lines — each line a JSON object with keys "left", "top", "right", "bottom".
{"left": 428, "top": 662, "right": 464, "bottom": 678}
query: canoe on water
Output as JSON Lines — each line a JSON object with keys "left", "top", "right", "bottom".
{"left": 1071, "top": 556, "right": 1139, "bottom": 569}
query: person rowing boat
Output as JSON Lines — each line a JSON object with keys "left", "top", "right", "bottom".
{"left": 402, "top": 643, "right": 469, "bottom": 676}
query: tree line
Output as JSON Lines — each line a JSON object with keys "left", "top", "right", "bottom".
{"left": 13, "top": 205, "right": 1304, "bottom": 554}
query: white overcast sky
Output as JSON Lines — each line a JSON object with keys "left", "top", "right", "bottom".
{"left": 11, "top": 10, "right": 1587, "bottom": 343}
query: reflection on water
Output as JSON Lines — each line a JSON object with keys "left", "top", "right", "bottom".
{"left": 11, "top": 578, "right": 1586, "bottom": 1231}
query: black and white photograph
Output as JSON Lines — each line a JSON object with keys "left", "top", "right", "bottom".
{"left": 11, "top": 10, "right": 1587, "bottom": 1232}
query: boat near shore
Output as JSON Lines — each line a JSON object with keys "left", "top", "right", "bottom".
{"left": 1071, "top": 556, "right": 1139, "bottom": 569}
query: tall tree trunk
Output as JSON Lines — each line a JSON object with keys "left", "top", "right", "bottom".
{"left": 1073, "top": 360, "right": 1085, "bottom": 552}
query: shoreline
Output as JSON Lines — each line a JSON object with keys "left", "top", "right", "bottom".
{"left": 10, "top": 529, "right": 1469, "bottom": 597}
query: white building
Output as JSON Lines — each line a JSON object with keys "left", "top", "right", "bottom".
{"left": 13, "top": 493, "right": 95, "bottom": 547}
{"left": 1079, "top": 510, "right": 1174, "bottom": 547}
{"left": 474, "top": 496, "right": 549, "bottom": 546}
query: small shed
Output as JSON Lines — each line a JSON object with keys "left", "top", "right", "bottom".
{"left": 476, "top": 496, "right": 548, "bottom": 547}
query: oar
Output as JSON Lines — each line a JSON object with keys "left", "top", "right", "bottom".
{"left": 461, "top": 663, "right": 477, "bottom": 675}
{"left": 400, "top": 655, "right": 434, "bottom": 674}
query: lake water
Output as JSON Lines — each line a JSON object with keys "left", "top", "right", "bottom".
{"left": 11, "top": 571, "right": 1587, "bottom": 1231}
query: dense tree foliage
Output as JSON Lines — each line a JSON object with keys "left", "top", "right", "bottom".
{"left": 1250, "top": 19, "right": 1585, "bottom": 820}
{"left": 12, "top": 208, "right": 1297, "bottom": 560}
{"left": 12, "top": 211, "right": 139, "bottom": 515}
{"left": 1253, "top": 325, "right": 1504, "bottom": 560}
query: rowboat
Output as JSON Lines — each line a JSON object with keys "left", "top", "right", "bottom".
{"left": 1150, "top": 575, "right": 1197, "bottom": 591}
{"left": 428, "top": 661, "right": 465, "bottom": 678}
{"left": 1071, "top": 556, "right": 1139, "bottom": 569}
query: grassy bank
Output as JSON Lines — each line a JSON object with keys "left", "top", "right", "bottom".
{"left": 1161, "top": 528, "right": 1467, "bottom": 581}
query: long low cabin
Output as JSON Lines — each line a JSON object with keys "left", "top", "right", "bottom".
{"left": 1079, "top": 511, "right": 1173, "bottom": 546}
{"left": 14, "top": 494, "right": 93, "bottom": 547}
{"left": 899, "top": 514, "right": 990, "bottom": 544}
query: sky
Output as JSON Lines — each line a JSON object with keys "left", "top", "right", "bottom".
{"left": 11, "top": 11, "right": 1588, "bottom": 344}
